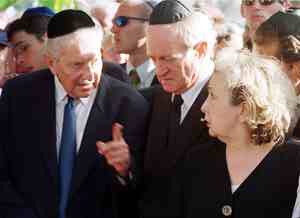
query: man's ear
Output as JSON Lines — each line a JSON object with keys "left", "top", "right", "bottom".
{"left": 194, "top": 41, "right": 207, "bottom": 58}
{"left": 40, "top": 33, "right": 48, "bottom": 42}
{"left": 44, "top": 53, "right": 57, "bottom": 76}
{"left": 240, "top": 3, "right": 245, "bottom": 18}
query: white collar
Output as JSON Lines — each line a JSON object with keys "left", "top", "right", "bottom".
{"left": 126, "top": 59, "right": 156, "bottom": 82}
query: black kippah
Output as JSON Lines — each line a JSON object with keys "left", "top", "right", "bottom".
{"left": 48, "top": 9, "right": 95, "bottom": 39}
{"left": 263, "top": 11, "right": 300, "bottom": 38}
{"left": 149, "top": 0, "right": 192, "bottom": 25}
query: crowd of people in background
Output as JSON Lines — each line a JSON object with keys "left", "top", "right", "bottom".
{"left": 1, "top": 0, "right": 300, "bottom": 218}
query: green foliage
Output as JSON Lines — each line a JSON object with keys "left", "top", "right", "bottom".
{"left": 0, "top": 0, "right": 18, "bottom": 10}
{"left": 39, "top": 0, "right": 55, "bottom": 9}
{"left": 0, "top": 0, "right": 77, "bottom": 11}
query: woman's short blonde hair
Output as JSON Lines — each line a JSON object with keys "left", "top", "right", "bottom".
{"left": 215, "top": 48, "right": 297, "bottom": 145}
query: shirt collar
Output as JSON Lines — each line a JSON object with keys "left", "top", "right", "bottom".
{"left": 127, "top": 59, "right": 156, "bottom": 82}
{"left": 54, "top": 76, "right": 90, "bottom": 106}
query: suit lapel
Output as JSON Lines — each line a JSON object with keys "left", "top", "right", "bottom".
{"left": 35, "top": 71, "right": 58, "bottom": 186}
{"left": 144, "top": 90, "right": 172, "bottom": 172}
{"left": 69, "top": 75, "right": 110, "bottom": 198}
{"left": 167, "top": 85, "right": 209, "bottom": 167}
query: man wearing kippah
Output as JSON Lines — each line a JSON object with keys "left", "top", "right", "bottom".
{"left": 140, "top": 0, "right": 215, "bottom": 217}
{"left": 0, "top": 9, "right": 149, "bottom": 218}
{"left": 6, "top": 6, "right": 131, "bottom": 84}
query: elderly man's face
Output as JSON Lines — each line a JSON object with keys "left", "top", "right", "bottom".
{"left": 112, "top": 3, "right": 148, "bottom": 54}
{"left": 10, "top": 31, "right": 46, "bottom": 74}
{"left": 47, "top": 35, "right": 102, "bottom": 98}
{"left": 241, "top": 0, "right": 287, "bottom": 36}
{"left": 147, "top": 25, "right": 202, "bottom": 94}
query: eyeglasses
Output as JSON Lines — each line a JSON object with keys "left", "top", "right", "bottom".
{"left": 242, "top": 0, "right": 283, "bottom": 6}
{"left": 113, "top": 16, "right": 148, "bottom": 27}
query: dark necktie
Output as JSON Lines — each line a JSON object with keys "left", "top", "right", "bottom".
{"left": 167, "top": 95, "right": 183, "bottom": 147}
{"left": 129, "top": 69, "right": 140, "bottom": 88}
{"left": 59, "top": 96, "right": 76, "bottom": 218}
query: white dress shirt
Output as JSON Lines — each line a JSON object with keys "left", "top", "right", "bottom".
{"left": 54, "top": 76, "right": 97, "bottom": 158}
{"left": 127, "top": 59, "right": 156, "bottom": 89}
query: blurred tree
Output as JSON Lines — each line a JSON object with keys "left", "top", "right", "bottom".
{"left": 0, "top": 0, "right": 17, "bottom": 10}
{"left": 0, "top": 0, "right": 77, "bottom": 11}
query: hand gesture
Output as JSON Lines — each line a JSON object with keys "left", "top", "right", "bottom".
{"left": 96, "top": 123, "right": 130, "bottom": 177}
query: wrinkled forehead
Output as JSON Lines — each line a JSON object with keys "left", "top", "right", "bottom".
{"left": 64, "top": 28, "right": 102, "bottom": 55}
{"left": 146, "top": 24, "right": 185, "bottom": 46}
{"left": 117, "top": 0, "right": 148, "bottom": 17}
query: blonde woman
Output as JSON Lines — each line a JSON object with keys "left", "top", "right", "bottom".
{"left": 167, "top": 48, "right": 300, "bottom": 218}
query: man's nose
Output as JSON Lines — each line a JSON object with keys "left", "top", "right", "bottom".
{"left": 155, "top": 60, "right": 168, "bottom": 76}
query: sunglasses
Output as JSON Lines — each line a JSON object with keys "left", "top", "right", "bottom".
{"left": 113, "top": 16, "right": 148, "bottom": 27}
{"left": 242, "top": 0, "right": 284, "bottom": 6}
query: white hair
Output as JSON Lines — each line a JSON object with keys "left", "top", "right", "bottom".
{"left": 46, "top": 25, "right": 103, "bottom": 59}
{"left": 215, "top": 48, "right": 297, "bottom": 144}
{"left": 168, "top": 12, "right": 217, "bottom": 58}
{"left": 214, "top": 21, "right": 244, "bottom": 56}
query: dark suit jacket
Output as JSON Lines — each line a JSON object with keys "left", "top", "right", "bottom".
{"left": 0, "top": 69, "right": 149, "bottom": 218}
{"left": 140, "top": 85, "right": 210, "bottom": 218}
{"left": 102, "top": 61, "right": 130, "bottom": 84}
{"left": 292, "top": 119, "right": 300, "bottom": 138}
{"left": 166, "top": 140, "right": 300, "bottom": 218}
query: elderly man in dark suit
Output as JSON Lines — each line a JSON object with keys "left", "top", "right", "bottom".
{"left": 139, "top": 1, "right": 217, "bottom": 218}
{"left": 0, "top": 9, "right": 149, "bottom": 218}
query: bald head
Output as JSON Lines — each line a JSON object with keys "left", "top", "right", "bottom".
{"left": 120, "top": 0, "right": 153, "bottom": 18}
{"left": 91, "top": 2, "right": 120, "bottom": 29}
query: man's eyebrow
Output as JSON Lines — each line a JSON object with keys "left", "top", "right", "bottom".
{"left": 14, "top": 40, "right": 26, "bottom": 47}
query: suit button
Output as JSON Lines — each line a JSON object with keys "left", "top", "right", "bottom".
{"left": 222, "top": 205, "right": 232, "bottom": 216}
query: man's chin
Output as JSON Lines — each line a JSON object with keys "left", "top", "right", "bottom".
{"left": 75, "top": 86, "right": 95, "bottom": 98}
{"left": 162, "top": 85, "right": 173, "bottom": 93}
{"left": 75, "top": 91, "right": 92, "bottom": 98}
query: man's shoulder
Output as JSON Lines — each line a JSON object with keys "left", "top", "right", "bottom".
{"left": 101, "top": 74, "right": 148, "bottom": 103}
{"left": 139, "top": 85, "right": 164, "bottom": 102}
{"left": 102, "top": 61, "right": 130, "bottom": 84}
{"left": 4, "top": 69, "right": 53, "bottom": 92}
{"left": 7, "top": 69, "right": 51, "bottom": 84}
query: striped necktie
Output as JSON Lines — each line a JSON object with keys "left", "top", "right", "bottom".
{"left": 129, "top": 68, "right": 140, "bottom": 88}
